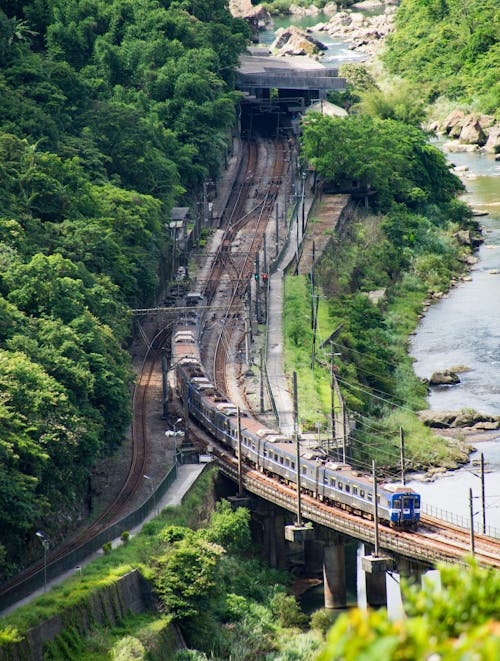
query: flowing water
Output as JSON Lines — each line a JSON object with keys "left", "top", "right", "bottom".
{"left": 409, "top": 147, "right": 500, "bottom": 532}
{"left": 259, "top": 13, "right": 367, "bottom": 66}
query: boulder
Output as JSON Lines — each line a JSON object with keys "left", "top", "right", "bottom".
{"left": 418, "top": 409, "right": 500, "bottom": 428}
{"left": 271, "top": 26, "right": 328, "bottom": 56}
{"left": 429, "top": 370, "right": 460, "bottom": 386}
{"left": 459, "top": 115, "right": 487, "bottom": 146}
{"left": 484, "top": 123, "right": 500, "bottom": 154}
{"left": 417, "top": 410, "right": 458, "bottom": 428}
{"left": 441, "top": 109, "right": 465, "bottom": 134}
{"left": 323, "top": 2, "right": 338, "bottom": 15}
{"left": 443, "top": 140, "right": 479, "bottom": 153}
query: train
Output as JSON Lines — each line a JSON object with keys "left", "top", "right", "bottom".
{"left": 171, "top": 322, "right": 421, "bottom": 530}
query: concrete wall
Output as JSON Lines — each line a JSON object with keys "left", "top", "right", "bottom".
{"left": 0, "top": 570, "right": 179, "bottom": 661}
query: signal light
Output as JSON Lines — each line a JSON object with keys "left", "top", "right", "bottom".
{"left": 262, "top": 273, "right": 268, "bottom": 281}
{"left": 254, "top": 273, "right": 259, "bottom": 281}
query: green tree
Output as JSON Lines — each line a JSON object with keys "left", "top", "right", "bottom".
{"left": 316, "top": 561, "right": 500, "bottom": 660}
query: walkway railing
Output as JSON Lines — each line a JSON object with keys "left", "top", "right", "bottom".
{"left": 0, "top": 463, "right": 178, "bottom": 613}
{"left": 423, "top": 504, "right": 500, "bottom": 539}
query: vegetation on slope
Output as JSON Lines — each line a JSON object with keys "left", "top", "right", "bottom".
{"left": 0, "top": 0, "right": 248, "bottom": 579}
{"left": 383, "top": 0, "right": 500, "bottom": 115}
{"left": 283, "top": 113, "right": 477, "bottom": 474}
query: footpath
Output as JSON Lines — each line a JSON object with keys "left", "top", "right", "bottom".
{"left": 0, "top": 464, "right": 206, "bottom": 617}
{"left": 266, "top": 189, "right": 353, "bottom": 435}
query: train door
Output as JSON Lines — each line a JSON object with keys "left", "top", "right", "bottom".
{"left": 402, "top": 494, "right": 415, "bottom": 523}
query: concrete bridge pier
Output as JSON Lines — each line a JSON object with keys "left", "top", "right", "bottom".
{"left": 365, "top": 567, "right": 387, "bottom": 608}
{"left": 397, "top": 557, "right": 425, "bottom": 586}
{"left": 263, "top": 511, "right": 287, "bottom": 569}
{"left": 323, "top": 535, "right": 347, "bottom": 609}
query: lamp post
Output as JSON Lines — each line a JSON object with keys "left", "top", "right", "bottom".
{"left": 35, "top": 531, "right": 49, "bottom": 592}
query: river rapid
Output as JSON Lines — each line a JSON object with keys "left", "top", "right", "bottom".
{"left": 409, "top": 147, "right": 500, "bottom": 533}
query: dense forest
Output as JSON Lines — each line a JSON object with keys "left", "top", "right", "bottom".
{"left": 0, "top": 0, "right": 248, "bottom": 579}
{"left": 384, "top": 0, "right": 499, "bottom": 115}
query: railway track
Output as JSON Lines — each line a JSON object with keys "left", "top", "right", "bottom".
{"left": 202, "top": 431, "right": 500, "bottom": 568}
{"left": 199, "top": 139, "right": 289, "bottom": 396}
{"left": 0, "top": 337, "right": 158, "bottom": 602}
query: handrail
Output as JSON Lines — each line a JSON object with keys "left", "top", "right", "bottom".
{"left": 0, "top": 464, "right": 178, "bottom": 613}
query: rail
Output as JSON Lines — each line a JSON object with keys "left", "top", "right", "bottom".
{"left": 423, "top": 504, "right": 500, "bottom": 540}
{"left": 216, "top": 458, "right": 470, "bottom": 567}
{"left": 0, "top": 464, "right": 178, "bottom": 614}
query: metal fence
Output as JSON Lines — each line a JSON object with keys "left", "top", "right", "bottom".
{"left": 423, "top": 503, "right": 500, "bottom": 539}
{"left": 0, "top": 463, "right": 178, "bottom": 614}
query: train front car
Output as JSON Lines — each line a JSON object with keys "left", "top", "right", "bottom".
{"left": 382, "top": 484, "right": 421, "bottom": 529}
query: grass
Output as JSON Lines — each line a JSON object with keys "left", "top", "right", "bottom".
{"left": 0, "top": 467, "right": 218, "bottom": 637}
{"left": 282, "top": 208, "right": 474, "bottom": 471}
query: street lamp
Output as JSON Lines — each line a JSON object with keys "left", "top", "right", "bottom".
{"left": 143, "top": 474, "right": 157, "bottom": 516}
{"left": 35, "top": 531, "right": 49, "bottom": 592}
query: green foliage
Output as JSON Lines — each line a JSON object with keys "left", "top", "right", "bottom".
{"left": 271, "top": 590, "right": 309, "bottom": 629}
{"left": 355, "top": 80, "right": 427, "bottom": 126}
{"left": 0, "top": 0, "right": 247, "bottom": 576}
{"left": 316, "top": 561, "right": 500, "bottom": 660}
{"left": 153, "top": 534, "right": 224, "bottom": 619}
{"left": 301, "top": 114, "right": 463, "bottom": 212}
{"left": 203, "top": 500, "right": 251, "bottom": 554}
{"left": 383, "top": 0, "right": 500, "bottom": 114}
{"left": 310, "top": 608, "right": 338, "bottom": 636}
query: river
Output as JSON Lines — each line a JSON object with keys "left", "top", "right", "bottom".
{"left": 259, "top": 12, "right": 367, "bottom": 66}
{"left": 409, "top": 146, "right": 500, "bottom": 534}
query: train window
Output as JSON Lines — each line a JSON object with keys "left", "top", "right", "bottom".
{"left": 338, "top": 481, "right": 342, "bottom": 490}
{"left": 302, "top": 466, "right": 307, "bottom": 475}
{"left": 279, "top": 456, "right": 284, "bottom": 464}
{"left": 274, "top": 454, "right": 279, "bottom": 462}
{"left": 263, "top": 449, "right": 267, "bottom": 458}
{"left": 360, "top": 489, "right": 365, "bottom": 497}
{"left": 291, "top": 461, "right": 295, "bottom": 470}
{"left": 330, "top": 478, "right": 336, "bottom": 487}
{"left": 345, "top": 484, "right": 350, "bottom": 493}
{"left": 393, "top": 498, "right": 401, "bottom": 508}
{"left": 352, "top": 486, "right": 358, "bottom": 495}
{"left": 377, "top": 495, "right": 380, "bottom": 504}
{"left": 367, "top": 492, "right": 372, "bottom": 501}
{"left": 323, "top": 474, "right": 328, "bottom": 484}
{"left": 285, "top": 458, "right": 290, "bottom": 467}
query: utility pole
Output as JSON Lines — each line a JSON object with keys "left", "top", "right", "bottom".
{"left": 161, "top": 352, "right": 169, "bottom": 419}
{"left": 259, "top": 348, "right": 265, "bottom": 414}
{"left": 400, "top": 427, "right": 406, "bottom": 485}
{"left": 469, "top": 487, "right": 475, "bottom": 557}
{"left": 237, "top": 407, "right": 243, "bottom": 497}
{"left": 480, "top": 453, "right": 486, "bottom": 534}
{"left": 311, "top": 294, "right": 319, "bottom": 370}
{"left": 244, "top": 318, "right": 250, "bottom": 365}
{"left": 301, "top": 170, "right": 306, "bottom": 234}
{"left": 275, "top": 203, "right": 279, "bottom": 258}
{"left": 255, "top": 252, "right": 260, "bottom": 323}
{"left": 263, "top": 235, "right": 268, "bottom": 323}
{"left": 293, "top": 371, "right": 302, "bottom": 526}
{"left": 372, "top": 461, "right": 380, "bottom": 557}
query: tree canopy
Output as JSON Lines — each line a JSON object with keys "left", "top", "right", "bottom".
{"left": 0, "top": 0, "right": 248, "bottom": 578}
{"left": 383, "top": 0, "right": 500, "bottom": 114}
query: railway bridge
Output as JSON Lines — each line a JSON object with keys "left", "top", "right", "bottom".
{"left": 213, "top": 449, "right": 500, "bottom": 608}
{"left": 236, "top": 48, "right": 345, "bottom": 137}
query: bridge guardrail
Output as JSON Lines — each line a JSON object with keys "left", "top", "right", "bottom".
{"left": 215, "top": 458, "right": 479, "bottom": 568}
{"left": 423, "top": 504, "right": 499, "bottom": 539}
